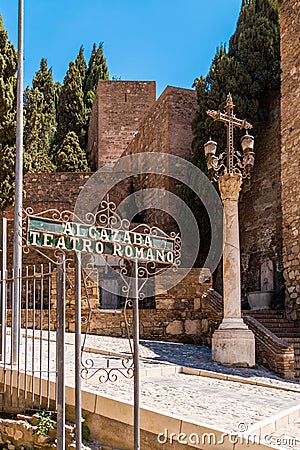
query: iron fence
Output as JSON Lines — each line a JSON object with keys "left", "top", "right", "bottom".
{"left": 0, "top": 264, "right": 56, "bottom": 413}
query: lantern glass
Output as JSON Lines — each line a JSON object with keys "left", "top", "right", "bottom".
{"left": 241, "top": 133, "right": 254, "bottom": 152}
{"left": 243, "top": 152, "right": 255, "bottom": 167}
{"left": 204, "top": 139, "right": 217, "bottom": 157}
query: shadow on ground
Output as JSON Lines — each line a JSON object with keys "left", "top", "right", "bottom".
{"left": 139, "top": 339, "right": 289, "bottom": 382}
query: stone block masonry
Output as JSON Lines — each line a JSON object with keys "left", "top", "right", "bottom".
{"left": 280, "top": 0, "right": 300, "bottom": 321}
{"left": 124, "top": 86, "right": 198, "bottom": 229}
{"left": 55, "top": 269, "right": 217, "bottom": 346}
{"left": 239, "top": 95, "right": 282, "bottom": 302}
{"left": 87, "top": 80, "right": 156, "bottom": 170}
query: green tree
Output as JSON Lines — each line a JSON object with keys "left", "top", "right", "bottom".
{"left": 189, "top": 0, "right": 280, "bottom": 266}
{"left": 0, "top": 14, "right": 17, "bottom": 210}
{"left": 0, "top": 144, "right": 16, "bottom": 210}
{"left": 32, "top": 58, "right": 57, "bottom": 145}
{"left": 75, "top": 46, "right": 87, "bottom": 83}
{"left": 55, "top": 62, "right": 86, "bottom": 152}
{"left": 23, "top": 87, "right": 55, "bottom": 172}
{"left": 56, "top": 131, "right": 89, "bottom": 172}
{"left": 228, "top": 0, "right": 280, "bottom": 119}
{"left": 192, "top": 0, "right": 280, "bottom": 172}
{"left": 23, "top": 58, "right": 57, "bottom": 169}
{"left": 84, "top": 43, "right": 109, "bottom": 112}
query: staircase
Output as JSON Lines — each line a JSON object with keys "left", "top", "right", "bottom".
{"left": 243, "top": 309, "right": 300, "bottom": 381}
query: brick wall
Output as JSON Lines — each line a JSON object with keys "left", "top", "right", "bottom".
{"left": 239, "top": 95, "right": 283, "bottom": 303}
{"left": 3, "top": 172, "right": 92, "bottom": 270}
{"left": 124, "top": 86, "right": 197, "bottom": 229}
{"left": 280, "top": 0, "right": 300, "bottom": 320}
{"left": 87, "top": 80, "right": 156, "bottom": 170}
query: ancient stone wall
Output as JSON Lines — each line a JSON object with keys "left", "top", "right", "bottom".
{"left": 87, "top": 80, "right": 156, "bottom": 170}
{"left": 62, "top": 269, "right": 217, "bottom": 345}
{"left": 124, "top": 86, "right": 197, "bottom": 229}
{"left": 2, "top": 173, "right": 93, "bottom": 270}
{"left": 239, "top": 95, "right": 283, "bottom": 304}
{"left": 280, "top": 0, "right": 300, "bottom": 320}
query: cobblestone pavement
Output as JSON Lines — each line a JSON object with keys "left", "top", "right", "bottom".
{"left": 80, "top": 333, "right": 299, "bottom": 387}
{"left": 76, "top": 333, "right": 300, "bottom": 447}
{"left": 85, "top": 371, "right": 300, "bottom": 432}
{"left": 8, "top": 331, "right": 300, "bottom": 448}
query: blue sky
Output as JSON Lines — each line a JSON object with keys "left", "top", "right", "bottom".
{"left": 1, "top": 1, "right": 242, "bottom": 96}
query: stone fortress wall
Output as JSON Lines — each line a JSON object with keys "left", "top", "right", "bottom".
{"left": 239, "top": 95, "right": 282, "bottom": 302}
{"left": 279, "top": 0, "right": 300, "bottom": 321}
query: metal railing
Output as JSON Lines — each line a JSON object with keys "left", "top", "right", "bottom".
{"left": 0, "top": 264, "right": 55, "bottom": 412}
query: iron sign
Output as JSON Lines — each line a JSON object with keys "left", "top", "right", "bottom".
{"left": 27, "top": 216, "right": 176, "bottom": 265}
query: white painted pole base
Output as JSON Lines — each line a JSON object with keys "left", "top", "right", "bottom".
{"left": 212, "top": 327, "right": 255, "bottom": 367}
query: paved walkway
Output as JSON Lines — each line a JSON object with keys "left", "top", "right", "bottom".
{"left": 5, "top": 330, "right": 300, "bottom": 448}
{"left": 77, "top": 334, "right": 300, "bottom": 448}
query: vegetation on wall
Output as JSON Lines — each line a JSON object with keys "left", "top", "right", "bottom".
{"left": 192, "top": 0, "right": 280, "bottom": 172}
{"left": 186, "top": 0, "right": 280, "bottom": 266}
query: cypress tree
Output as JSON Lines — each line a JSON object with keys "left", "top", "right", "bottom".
{"left": 188, "top": 0, "right": 280, "bottom": 266}
{"left": 56, "top": 131, "right": 89, "bottom": 172}
{"left": 24, "top": 58, "right": 57, "bottom": 167}
{"left": 32, "top": 58, "right": 56, "bottom": 142}
{"left": 32, "top": 58, "right": 56, "bottom": 114}
{"left": 75, "top": 46, "right": 87, "bottom": 84}
{"left": 23, "top": 86, "right": 55, "bottom": 172}
{"left": 229, "top": 0, "right": 280, "bottom": 117}
{"left": 192, "top": 0, "right": 280, "bottom": 171}
{"left": 0, "top": 15, "right": 17, "bottom": 210}
{"left": 84, "top": 43, "right": 109, "bottom": 112}
{"left": 55, "top": 62, "right": 86, "bottom": 152}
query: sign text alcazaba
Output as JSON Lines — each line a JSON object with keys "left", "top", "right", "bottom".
{"left": 27, "top": 217, "right": 176, "bottom": 265}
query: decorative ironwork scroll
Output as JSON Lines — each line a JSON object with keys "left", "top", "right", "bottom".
{"left": 23, "top": 200, "right": 181, "bottom": 384}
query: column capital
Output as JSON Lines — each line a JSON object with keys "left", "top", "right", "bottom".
{"left": 218, "top": 173, "right": 242, "bottom": 202}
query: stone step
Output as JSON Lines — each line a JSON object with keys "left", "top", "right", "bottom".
{"left": 282, "top": 338, "right": 300, "bottom": 344}
{"left": 257, "top": 319, "right": 295, "bottom": 324}
{"left": 244, "top": 316, "right": 286, "bottom": 321}
{"left": 94, "top": 444, "right": 124, "bottom": 450}
{"left": 267, "top": 327, "right": 300, "bottom": 337}
{"left": 275, "top": 332, "right": 300, "bottom": 337}
{"left": 261, "top": 324, "right": 296, "bottom": 330}
{"left": 260, "top": 320, "right": 300, "bottom": 333}
{"left": 243, "top": 309, "right": 285, "bottom": 314}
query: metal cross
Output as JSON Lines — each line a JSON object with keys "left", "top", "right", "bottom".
{"left": 207, "top": 93, "right": 253, "bottom": 174}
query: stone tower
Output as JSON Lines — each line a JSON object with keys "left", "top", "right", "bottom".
{"left": 87, "top": 80, "right": 156, "bottom": 170}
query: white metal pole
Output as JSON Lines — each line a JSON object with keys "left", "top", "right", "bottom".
{"left": 133, "top": 259, "right": 140, "bottom": 449}
{"left": 12, "top": 0, "right": 24, "bottom": 364}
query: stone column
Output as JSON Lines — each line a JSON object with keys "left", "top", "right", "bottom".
{"left": 212, "top": 173, "right": 255, "bottom": 367}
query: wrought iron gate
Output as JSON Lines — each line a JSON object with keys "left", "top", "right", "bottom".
{"left": 0, "top": 201, "right": 181, "bottom": 450}
{"left": 0, "top": 263, "right": 56, "bottom": 412}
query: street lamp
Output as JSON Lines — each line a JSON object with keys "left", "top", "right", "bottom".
{"left": 205, "top": 93, "right": 256, "bottom": 367}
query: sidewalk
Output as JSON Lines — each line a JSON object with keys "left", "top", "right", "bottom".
{"left": 8, "top": 329, "right": 300, "bottom": 448}
{"left": 75, "top": 333, "right": 300, "bottom": 449}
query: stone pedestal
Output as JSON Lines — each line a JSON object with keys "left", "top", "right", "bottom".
{"left": 212, "top": 173, "right": 255, "bottom": 367}
{"left": 212, "top": 328, "right": 256, "bottom": 367}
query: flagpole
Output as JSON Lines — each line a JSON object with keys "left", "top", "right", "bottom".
{"left": 12, "top": 0, "right": 24, "bottom": 364}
